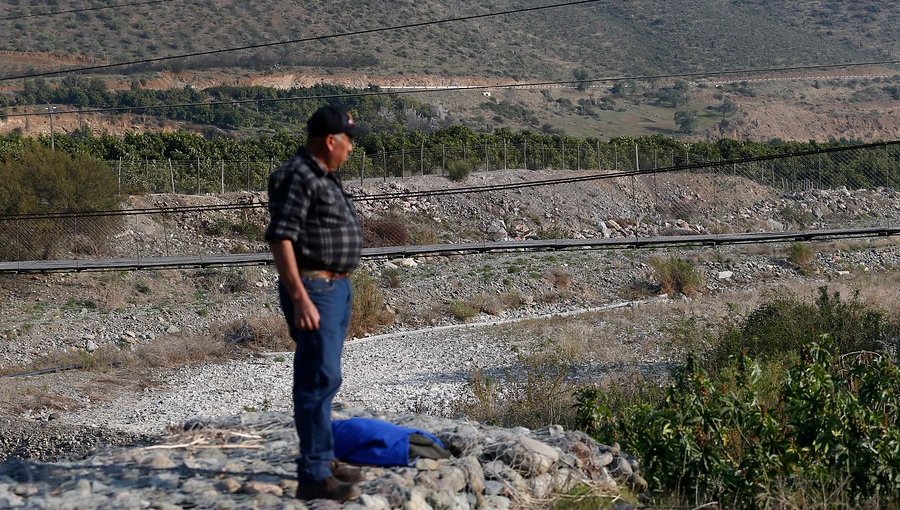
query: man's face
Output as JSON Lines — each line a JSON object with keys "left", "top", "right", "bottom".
{"left": 325, "top": 133, "right": 353, "bottom": 171}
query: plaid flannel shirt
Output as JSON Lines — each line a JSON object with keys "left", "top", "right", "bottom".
{"left": 265, "top": 148, "right": 362, "bottom": 273}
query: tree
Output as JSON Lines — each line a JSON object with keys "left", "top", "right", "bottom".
{"left": 655, "top": 80, "right": 691, "bottom": 108}
{"left": 573, "top": 68, "right": 590, "bottom": 91}
{"left": 674, "top": 111, "right": 698, "bottom": 134}
{"left": 717, "top": 97, "right": 738, "bottom": 117}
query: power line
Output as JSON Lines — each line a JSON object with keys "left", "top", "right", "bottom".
{"left": 0, "top": 0, "right": 605, "bottom": 81}
{"left": 3, "top": 60, "right": 898, "bottom": 118}
{"left": 1, "top": 141, "right": 893, "bottom": 220}
{"left": 0, "top": 0, "right": 173, "bottom": 21}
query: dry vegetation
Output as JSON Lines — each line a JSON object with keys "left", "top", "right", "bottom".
{"left": 0, "top": 0, "right": 890, "bottom": 79}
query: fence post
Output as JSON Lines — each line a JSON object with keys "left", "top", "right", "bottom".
{"left": 577, "top": 142, "right": 581, "bottom": 171}
{"left": 360, "top": 151, "right": 365, "bottom": 186}
{"left": 484, "top": 140, "right": 489, "bottom": 172}
{"left": 632, "top": 144, "right": 639, "bottom": 237}
{"left": 382, "top": 147, "right": 387, "bottom": 182}
{"left": 169, "top": 158, "right": 175, "bottom": 194}
{"left": 441, "top": 144, "right": 446, "bottom": 176}
{"left": 220, "top": 160, "right": 225, "bottom": 194}
{"left": 196, "top": 157, "right": 201, "bottom": 194}
{"left": 561, "top": 140, "right": 565, "bottom": 170}
{"left": 614, "top": 147, "right": 618, "bottom": 170}
{"left": 523, "top": 140, "right": 527, "bottom": 171}
{"left": 401, "top": 148, "right": 405, "bottom": 179}
{"left": 420, "top": 142, "right": 425, "bottom": 176}
{"left": 117, "top": 158, "right": 122, "bottom": 193}
{"left": 503, "top": 140, "right": 507, "bottom": 170}
{"left": 634, "top": 143, "right": 639, "bottom": 172}
{"left": 596, "top": 140, "right": 601, "bottom": 170}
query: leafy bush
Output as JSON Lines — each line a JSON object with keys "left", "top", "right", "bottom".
{"left": 648, "top": 256, "right": 703, "bottom": 297}
{"left": 446, "top": 159, "right": 473, "bottom": 182}
{"left": 0, "top": 145, "right": 122, "bottom": 260}
{"left": 576, "top": 339, "right": 900, "bottom": 508}
{"left": 448, "top": 300, "right": 479, "bottom": 320}
{"left": 0, "top": 144, "right": 120, "bottom": 215}
{"left": 710, "top": 287, "right": 893, "bottom": 371}
{"left": 575, "top": 291, "right": 900, "bottom": 507}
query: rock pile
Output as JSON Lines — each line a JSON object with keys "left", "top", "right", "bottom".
{"left": 0, "top": 408, "right": 645, "bottom": 509}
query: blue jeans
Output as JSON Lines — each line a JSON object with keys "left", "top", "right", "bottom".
{"left": 278, "top": 277, "right": 352, "bottom": 482}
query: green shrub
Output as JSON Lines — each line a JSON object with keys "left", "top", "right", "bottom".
{"left": 446, "top": 159, "right": 473, "bottom": 182}
{"left": 575, "top": 290, "right": 900, "bottom": 507}
{"left": 0, "top": 145, "right": 122, "bottom": 260}
{"left": 648, "top": 256, "right": 703, "bottom": 297}
{"left": 576, "top": 339, "right": 900, "bottom": 508}
{"left": 0, "top": 144, "right": 120, "bottom": 215}
{"left": 710, "top": 287, "right": 893, "bottom": 371}
{"left": 448, "top": 300, "right": 478, "bottom": 320}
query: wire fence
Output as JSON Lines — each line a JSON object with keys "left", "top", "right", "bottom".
{"left": 1, "top": 143, "right": 897, "bottom": 262}
{"left": 106, "top": 141, "right": 842, "bottom": 195}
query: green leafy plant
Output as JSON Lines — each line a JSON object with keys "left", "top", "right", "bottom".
{"left": 575, "top": 290, "right": 900, "bottom": 508}
{"left": 448, "top": 299, "right": 479, "bottom": 320}
{"left": 446, "top": 159, "right": 473, "bottom": 182}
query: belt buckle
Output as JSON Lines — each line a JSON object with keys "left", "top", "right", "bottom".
{"left": 303, "top": 270, "right": 332, "bottom": 282}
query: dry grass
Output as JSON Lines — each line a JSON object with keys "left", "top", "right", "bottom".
{"left": 469, "top": 291, "right": 525, "bottom": 316}
{"left": 648, "top": 256, "right": 704, "bottom": 297}
{"left": 349, "top": 271, "right": 394, "bottom": 338}
{"left": 456, "top": 351, "right": 578, "bottom": 429}
{"left": 361, "top": 213, "right": 410, "bottom": 248}
{"left": 544, "top": 266, "right": 574, "bottom": 291}
{"left": 210, "top": 314, "right": 292, "bottom": 352}
{"left": 786, "top": 242, "right": 816, "bottom": 272}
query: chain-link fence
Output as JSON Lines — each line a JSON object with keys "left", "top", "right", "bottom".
{"left": 1, "top": 144, "right": 897, "bottom": 262}
{"left": 105, "top": 141, "right": 768, "bottom": 194}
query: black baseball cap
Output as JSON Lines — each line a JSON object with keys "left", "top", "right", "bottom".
{"left": 307, "top": 105, "right": 370, "bottom": 138}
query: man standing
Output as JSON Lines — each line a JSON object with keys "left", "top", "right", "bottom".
{"left": 265, "top": 105, "right": 368, "bottom": 501}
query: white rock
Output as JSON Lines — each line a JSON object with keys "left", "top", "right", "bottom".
{"left": 717, "top": 271, "right": 733, "bottom": 280}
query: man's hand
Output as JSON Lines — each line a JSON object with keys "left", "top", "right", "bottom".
{"left": 293, "top": 295, "right": 320, "bottom": 331}
{"left": 270, "top": 239, "right": 321, "bottom": 330}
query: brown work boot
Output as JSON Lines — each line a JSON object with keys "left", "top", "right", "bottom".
{"left": 330, "top": 459, "right": 364, "bottom": 483}
{"left": 295, "top": 476, "right": 359, "bottom": 501}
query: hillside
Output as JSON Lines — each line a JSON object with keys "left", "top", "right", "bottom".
{"left": 0, "top": 0, "right": 894, "bottom": 79}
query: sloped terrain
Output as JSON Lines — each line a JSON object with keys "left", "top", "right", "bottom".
{"left": 0, "top": 1, "right": 892, "bottom": 79}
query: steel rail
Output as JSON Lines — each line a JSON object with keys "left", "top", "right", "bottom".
{"left": 1, "top": 227, "right": 896, "bottom": 274}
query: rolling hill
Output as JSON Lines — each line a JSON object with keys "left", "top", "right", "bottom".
{"left": 1, "top": 0, "right": 896, "bottom": 79}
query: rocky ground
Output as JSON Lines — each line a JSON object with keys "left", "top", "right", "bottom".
{"left": 0, "top": 408, "right": 645, "bottom": 510}
{"left": 0, "top": 169, "right": 898, "bottom": 507}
